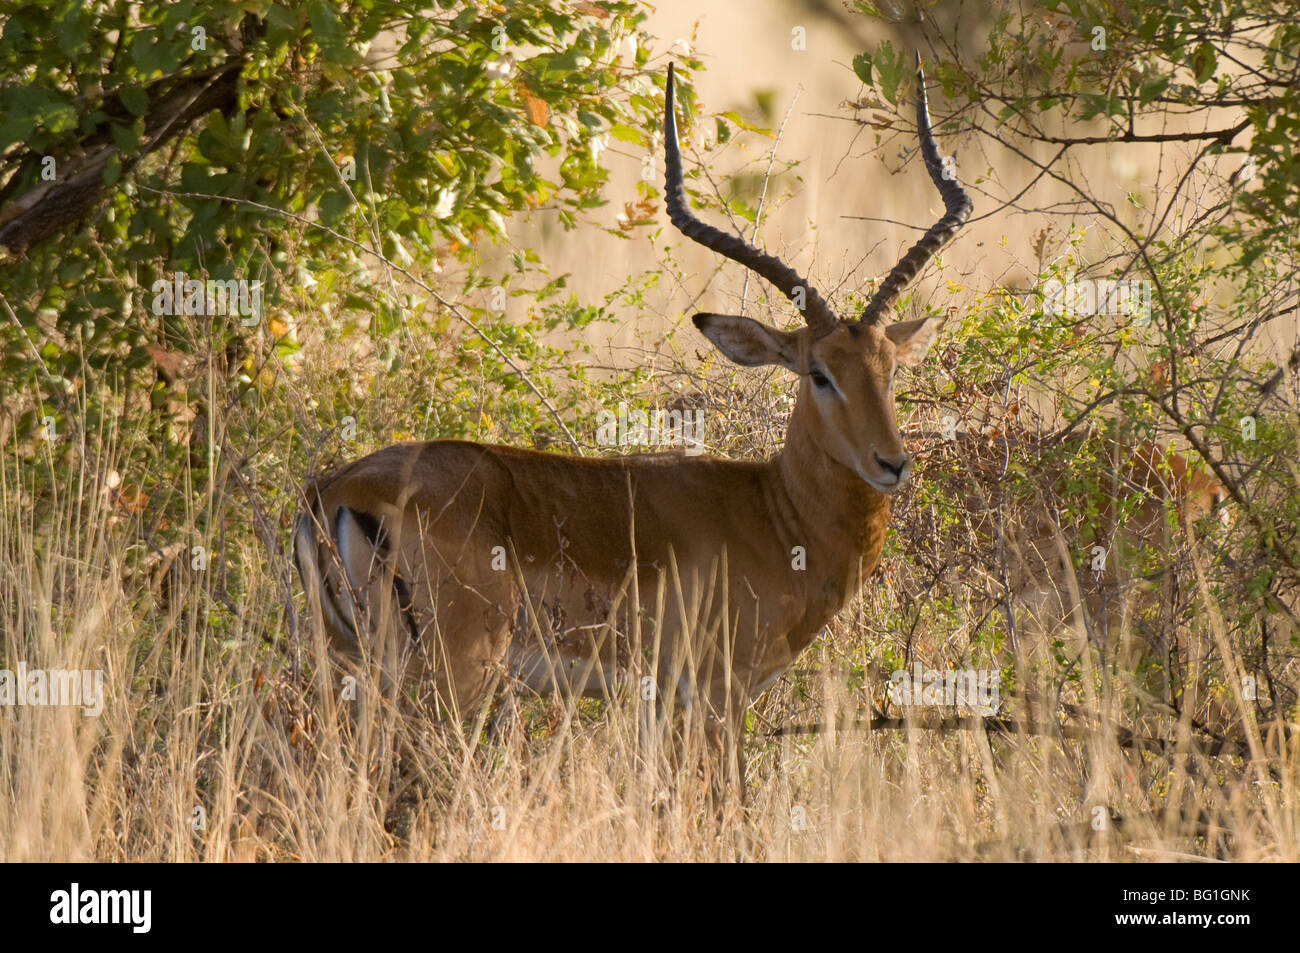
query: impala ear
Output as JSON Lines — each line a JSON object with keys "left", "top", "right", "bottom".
{"left": 885, "top": 314, "right": 946, "bottom": 366}
{"left": 692, "top": 313, "right": 802, "bottom": 371}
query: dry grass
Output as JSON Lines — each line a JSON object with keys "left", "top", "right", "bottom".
{"left": 2, "top": 341, "right": 1296, "bottom": 863}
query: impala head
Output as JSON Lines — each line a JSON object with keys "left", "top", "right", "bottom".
{"left": 663, "top": 58, "right": 972, "bottom": 493}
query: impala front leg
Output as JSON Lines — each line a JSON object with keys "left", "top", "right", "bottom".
{"left": 700, "top": 687, "right": 750, "bottom": 812}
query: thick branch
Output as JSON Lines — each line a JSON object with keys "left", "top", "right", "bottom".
{"left": 1030, "top": 117, "right": 1251, "bottom": 147}
{"left": 0, "top": 60, "right": 243, "bottom": 253}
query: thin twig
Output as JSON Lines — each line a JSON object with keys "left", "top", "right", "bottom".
{"left": 742, "top": 85, "right": 802, "bottom": 312}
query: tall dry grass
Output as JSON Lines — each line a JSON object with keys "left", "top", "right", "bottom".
{"left": 2, "top": 350, "right": 1296, "bottom": 862}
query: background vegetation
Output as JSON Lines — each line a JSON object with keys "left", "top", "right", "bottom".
{"left": 0, "top": 0, "right": 1296, "bottom": 860}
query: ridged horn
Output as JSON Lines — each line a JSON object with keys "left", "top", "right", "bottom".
{"left": 663, "top": 63, "right": 839, "bottom": 336}
{"left": 859, "top": 53, "right": 972, "bottom": 325}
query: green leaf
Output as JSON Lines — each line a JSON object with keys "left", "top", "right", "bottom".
{"left": 119, "top": 85, "right": 150, "bottom": 118}
{"left": 609, "top": 123, "right": 644, "bottom": 144}
{"left": 110, "top": 122, "right": 140, "bottom": 153}
{"left": 1192, "top": 42, "right": 1217, "bottom": 83}
{"left": 266, "top": 3, "right": 300, "bottom": 48}
{"left": 31, "top": 90, "right": 78, "bottom": 134}
{"left": 852, "top": 52, "right": 872, "bottom": 86}
{"left": 129, "top": 35, "right": 186, "bottom": 77}
{"left": 102, "top": 153, "right": 122, "bottom": 185}
{"left": 717, "top": 111, "right": 771, "bottom": 136}
{"left": 874, "top": 41, "right": 905, "bottom": 105}
{"left": 1138, "top": 74, "right": 1170, "bottom": 106}
{"left": 0, "top": 114, "right": 34, "bottom": 153}
{"left": 308, "top": 1, "right": 347, "bottom": 58}
{"left": 319, "top": 187, "right": 353, "bottom": 224}
{"left": 55, "top": 10, "right": 92, "bottom": 60}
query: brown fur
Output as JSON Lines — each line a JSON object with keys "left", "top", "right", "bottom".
{"left": 294, "top": 321, "right": 943, "bottom": 740}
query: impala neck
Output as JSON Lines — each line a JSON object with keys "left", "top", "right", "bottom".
{"left": 774, "top": 393, "right": 892, "bottom": 569}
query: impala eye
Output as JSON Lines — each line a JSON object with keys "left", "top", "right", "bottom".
{"left": 809, "top": 369, "right": 831, "bottom": 389}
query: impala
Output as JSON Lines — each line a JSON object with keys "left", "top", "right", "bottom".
{"left": 294, "top": 59, "right": 972, "bottom": 777}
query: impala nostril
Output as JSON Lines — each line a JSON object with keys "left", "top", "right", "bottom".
{"left": 874, "top": 452, "right": 909, "bottom": 478}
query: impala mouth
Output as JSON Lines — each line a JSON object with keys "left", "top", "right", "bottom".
{"left": 856, "top": 464, "right": 910, "bottom": 494}
{"left": 866, "top": 477, "right": 905, "bottom": 494}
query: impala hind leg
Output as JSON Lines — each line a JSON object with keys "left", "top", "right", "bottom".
{"left": 298, "top": 502, "right": 517, "bottom": 721}
{"left": 416, "top": 580, "right": 518, "bottom": 722}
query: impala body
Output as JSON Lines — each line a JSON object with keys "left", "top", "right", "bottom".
{"left": 298, "top": 421, "right": 890, "bottom": 716}
{"left": 295, "top": 60, "right": 972, "bottom": 753}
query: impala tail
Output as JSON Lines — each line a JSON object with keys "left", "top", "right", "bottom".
{"left": 295, "top": 481, "right": 426, "bottom": 669}
{"left": 293, "top": 484, "right": 362, "bottom": 656}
